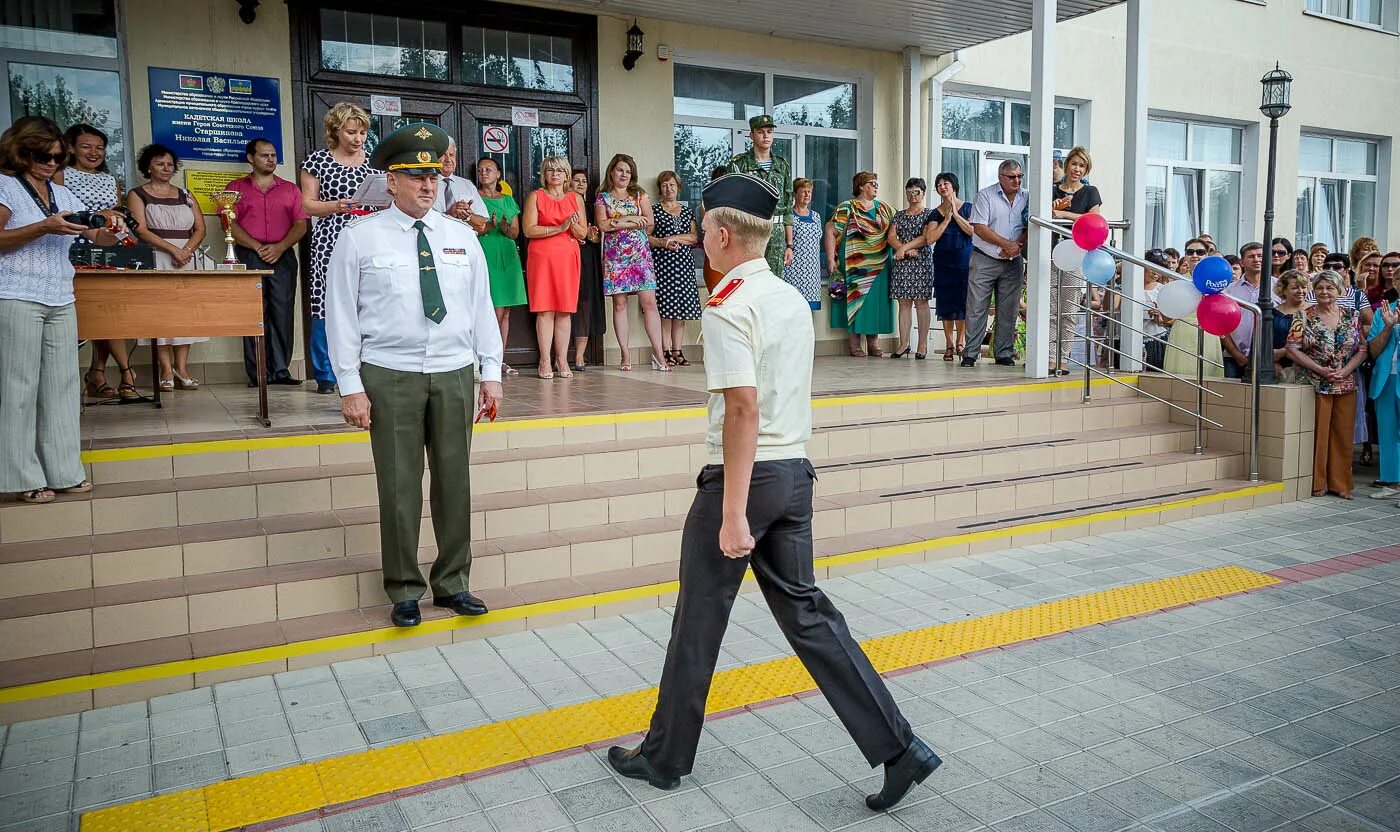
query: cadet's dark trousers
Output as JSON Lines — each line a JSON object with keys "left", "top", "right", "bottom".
{"left": 236, "top": 245, "right": 297, "bottom": 383}
{"left": 360, "top": 362, "right": 476, "bottom": 602}
{"left": 640, "top": 458, "right": 913, "bottom": 779}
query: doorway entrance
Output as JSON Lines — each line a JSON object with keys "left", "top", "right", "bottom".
{"left": 289, "top": 0, "right": 599, "bottom": 370}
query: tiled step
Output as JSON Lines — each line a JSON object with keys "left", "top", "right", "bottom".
{"left": 0, "top": 475, "right": 1273, "bottom": 718}
{"left": 0, "top": 449, "right": 1244, "bottom": 664}
{"left": 1, "top": 396, "right": 1172, "bottom": 545}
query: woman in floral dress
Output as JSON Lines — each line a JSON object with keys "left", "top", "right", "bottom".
{"left": 825, "top": 171, "right": 897, "bottom": 357}
{"left": 594, "top": 154, "right": 667, "bottom": 372}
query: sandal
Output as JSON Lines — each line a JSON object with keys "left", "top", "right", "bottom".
{"left": 116, "top": 366, "right": 139, "bottom": 400}
{"left": 943, "top": 345, "right": 955, "bottom": 362}
{"left": 173, "top": 373, "right": 200, "bottom": 390}
{"left": 56, "top": 480, "right": 93, "bottom": 494}
{"left": 19, "top": 488, "right": 54, "bottom": 504}
{"left": 1360, "top": 445, "right": 1374, "bottom": 466}
{"left": 502, "top": 364, "right": 520, "bottom": 376}
{"left": 850, "top": 349, "right": 867, "bottom": 357}
{"left": 650, "top": 355, "right": 672, "bottom": 372}
{"left": 673, "top": 351, "right": 690, "bottom": 367}
{"left": 84, "top": 368, "right": 116, "bottom": 400}
{"left": 157, "top": 377, "right": 174, "bottom": 392}
{"left": 890, "top": 347, "right": 911, "bottom": 359}
{"left": 663, "top": 350, "right": 677, "bottom": 366}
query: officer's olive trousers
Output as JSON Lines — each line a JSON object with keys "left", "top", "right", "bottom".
{"left": 360, "top": 362, "right": 476, "bottom": 603}
{"left": 640, "top": 458, "right": 914, "bottom": 779}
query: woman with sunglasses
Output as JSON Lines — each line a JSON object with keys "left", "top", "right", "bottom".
{"left": 0, "top": 116, "right": 127, "bottom": 504}
{"left": 1269, "top": 237, "right": 1293, "bottom": 278}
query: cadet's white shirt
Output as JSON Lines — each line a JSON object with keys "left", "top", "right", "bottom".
{"left": 325, "top": 203, "right": 503, "bottom": 396}
{"left": 432, "top": 174, "right": 490, "bottom": 219}
{"left": 702, "top": 258, "right": 814, "bottom": 464}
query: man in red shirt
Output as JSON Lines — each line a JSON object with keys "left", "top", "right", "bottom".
{"left": 227, "top": 138, "right": 309, "bottom": 386}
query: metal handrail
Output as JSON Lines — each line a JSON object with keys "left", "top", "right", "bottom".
{"left": 1029, "top": 215, "right": 1264, "bottom": 482}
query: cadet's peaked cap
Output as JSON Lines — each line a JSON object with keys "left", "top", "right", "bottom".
{"left": 370, "top": 123, "right": 449, "bottom": 175}
{"left": 703, "top": 173, "right": 779, "bottom": 220}
{"left": 748, "top": 114, "right": 776, "bottom": 130}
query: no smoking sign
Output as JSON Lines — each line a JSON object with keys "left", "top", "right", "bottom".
{"left": 482, "top": 125, "right": 510, "bottom": 154}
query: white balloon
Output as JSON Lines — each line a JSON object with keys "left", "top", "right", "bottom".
{"left": 1052, "top": 239, "right": 1086, "bottom": 272}
{"left": 1156, "top": 278, "right": 1203, "bottom": 320}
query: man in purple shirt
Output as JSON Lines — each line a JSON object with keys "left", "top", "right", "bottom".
{"left": 227, "top": 138, "right": 309, "bottom": 386}
{"left": 1221, "top": 242, "right": 1263, "bottom": 380}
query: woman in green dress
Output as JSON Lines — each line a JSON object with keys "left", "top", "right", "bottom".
{"left": 825, "top": 171, "right": 898, "bottom": 356}
{"left": 476, "top": 157, "right": 527, "bottom": 375}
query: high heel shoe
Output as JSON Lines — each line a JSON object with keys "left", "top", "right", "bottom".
{"left": 116, "top": 366, "right": 140, "bottom": 400}
{"left": 673, "top": 350, "right": 690, "bottom": 366}
{"left": 943, "top": 345, "right": 954, "bottom": 362}
{"left": 172, "top": 372, "right": 200, "bottom": 390}
{"left": 650, "top": 355, "right": 671, "bottom": 372}
{"left": 890, "top": 347, "right": 911, "bottom": 359}
{"left": 84, "top": 368, "right": 116, "bottom": 399}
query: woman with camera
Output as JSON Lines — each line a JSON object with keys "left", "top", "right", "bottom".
{"left": 0, "top": 116, "right": 127, "bottom": 504}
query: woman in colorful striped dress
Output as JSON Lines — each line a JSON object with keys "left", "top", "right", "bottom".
{"left": 825, "top": 171, "right": 896, "bottom": 356}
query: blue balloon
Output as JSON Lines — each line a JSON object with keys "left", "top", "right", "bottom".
{"left": 1192, "top": 255, "right": 1234, "bottom": 295}
{"left": 1081, "top": 248, "right": 1116, "bottom": 285}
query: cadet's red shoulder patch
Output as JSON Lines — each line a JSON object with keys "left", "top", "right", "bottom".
{"left": 706, "top": 278, "right": 744, "bottom": 307}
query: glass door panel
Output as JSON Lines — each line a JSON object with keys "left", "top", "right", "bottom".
{"left": 1146, "top": 165, "right": 1167, "bottom": 249}
{"left": 1295, "top": 177, "right": 1315, "bottom": 251}
{"left": 8, "top": 62, "right": 126, "bottom": 179}
{"left": 673, "top": 124, "right": 733, "bottom": 206}
{"left": 1169, "top": 168, "right": 1199, "bottom": 249}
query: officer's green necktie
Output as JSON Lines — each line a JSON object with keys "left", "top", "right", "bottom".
{"left": 413, "top": 219, "right": 446, "bottom": 324}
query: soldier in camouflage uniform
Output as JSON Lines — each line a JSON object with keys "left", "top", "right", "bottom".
{"left": 726, "top": 114, "right": 793, "bottom": 278}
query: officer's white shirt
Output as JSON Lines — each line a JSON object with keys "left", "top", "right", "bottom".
{"left": 432, "top": 174, "right": 490, "bottom": 219}
{"left": 325, "top": 203, "right": 503, "bottom": 396}
{"left": 702, "top": 257, "right": 814, "bottom": 464}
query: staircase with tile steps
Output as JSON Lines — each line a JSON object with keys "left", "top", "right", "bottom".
{"left": 0, "top": 378, "right": 1277, "bottom": 721}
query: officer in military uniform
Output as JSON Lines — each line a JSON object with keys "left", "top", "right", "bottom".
{"left": 726, "top": 114, "right": 793, "bottom": 277}
{"left": 324, "top": 124, "right": 503, "bottom": 628}
{"left": 608, "top": 174, "right": 940, "bottom": 812}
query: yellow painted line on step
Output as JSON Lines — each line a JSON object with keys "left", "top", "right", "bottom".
{"left": 79, "top": 376, "right": 1135, "bottom": 464}
{"left": 80, "top": 562, "right": 1278, "bottom": 832}
{"left": 0, "top": 479, "right": 1276, "bottom": 708}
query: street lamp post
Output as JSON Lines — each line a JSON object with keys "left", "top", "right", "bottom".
{"left": 1255, "top": 63, "right": 1292, "bottom": 385}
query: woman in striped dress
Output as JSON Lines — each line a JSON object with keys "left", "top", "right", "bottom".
{"left": 825, "top": 171, "right": 896, "bottom": 357}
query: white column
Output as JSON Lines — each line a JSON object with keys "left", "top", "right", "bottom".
{"left": 903, "top": 47, "right": 923, "bottom": 180}
{"left": 1120, "top": 0, "right": 1150, "bottom": 371}
{"left": 1025, "top": 0, "right": 1056, "bottom": 379}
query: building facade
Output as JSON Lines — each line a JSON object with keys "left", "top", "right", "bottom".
{"left": 2, "top": 0, "right": 1395, "bottom": 376}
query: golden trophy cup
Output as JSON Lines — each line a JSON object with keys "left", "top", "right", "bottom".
{"left": 211, "top": 190, "right": 246, "bottom": 270}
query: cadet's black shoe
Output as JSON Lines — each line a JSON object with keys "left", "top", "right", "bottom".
{"left": 271, "top": 375, "right": 304, "bottom": 385}
{"left": 316, "top": 381, "right": 337, "bottom": 394}
{"left": 607, "top": 746, "right": 679, "bottom": 791}
{"left": 432, "top": 591, "right": 488, "bottom": 616}
{"left": 994, "top": 357, "right": 1016, "bottom": 366}
{"left": 390, "top": 600, "right": 421, "bottom": 627}
{"left": 866, "top": 738, "right": 941, "bottom": 811}
{"left": 959, "top": 357, "right": 977, "bottom": 367}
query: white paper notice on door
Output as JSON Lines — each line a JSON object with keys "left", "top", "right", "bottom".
{"left": 511, "top": 107, "right": 539, "bottom": 128}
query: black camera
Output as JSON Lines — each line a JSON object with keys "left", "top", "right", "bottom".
{"left": 68, "top": 211, "right": 110, "bottom": 229}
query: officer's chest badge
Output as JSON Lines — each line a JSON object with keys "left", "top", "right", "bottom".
{"left": 706, "top": 278, "right": 744, "bottom": 306}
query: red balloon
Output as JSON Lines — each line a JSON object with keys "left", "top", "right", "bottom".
{"left": 1197, "top": 293, "right": 1243, "bottom": 337}
{"left": 1071, "top": 213, "right": 1110, "bottom": 250}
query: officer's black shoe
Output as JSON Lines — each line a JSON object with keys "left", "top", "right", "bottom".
{"left": 432, "top": 591, "right": 488, "bottom": 616}
{"left": 390, "top": 600, "right": 421, "bottom": 627}
{"left": 959, "top": 357, "right": 977, "bottom": 367}
{"left": 994, "top": 357, "right": 1016, "bottom": 366}
{"left": 316, "top": 381, "right": 337, "bottom": 394}
{"left": 247, "top": 379, "right": 258, "bottom": 388}
{"left": 271, "top": 375, "right": 304, "bottom": 385}
{"left": 866, "top": 738, "right": 941, "bottom": 811}
{"left": 607, "top": 745, "right": 679, "bottom": 791}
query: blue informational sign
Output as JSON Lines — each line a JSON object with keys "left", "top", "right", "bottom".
{"left": 148, "top": 67, "right": 281, "bottom": 162}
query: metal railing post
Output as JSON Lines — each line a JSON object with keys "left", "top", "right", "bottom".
{"left": 1195, "top": 328, "right": 1205, "bottom": 455}
{"left": 1249, "top": 314, "right": 1264, "bottom": 482}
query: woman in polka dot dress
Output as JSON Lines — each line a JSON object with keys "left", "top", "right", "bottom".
{"left": 299, "top": 102, "right": 379, "bottom": 393}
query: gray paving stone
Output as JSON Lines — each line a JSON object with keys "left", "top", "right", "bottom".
{"left": 212, "top": 674, "right": 276, "bottom": 701}
{"left": 1044, "top": 792, "right": 1135, "bottom": 832}
{"left": 348, "top": 691, "right": 415, "bottom": 722}
{"left": 994, "top": 765, "right": 1081, "bottom": 806}
{"left": 220, "top": 714, "right": 292, "bottom": 747}
{"left": 72, "top": 765, "right": 151, "bottom": 810}
{"left": 530, "top": 751, "right": 612, "bottom": 791}
{"left": 277, "top": 682, "right": 344, "bottom": 711}
{"left": 1090, "top": 737, "right": 1171, "bottom": 776}
{"left": 574, "top": 806, "right": 663, "bottom": 832}
{"left": 689, "top": 747, "right": 755, "bottom": 787}
{"left": 991, "top": 809, "right": 1076, "bottom": 832}
{"left": 287, "top": 701, "right": 356, "bottom": 733}
{"left": 76, "top": 741, "right": 148, "bottom": 778}
{"left": 1094, "top": 778, "right": 1182, "bottom": 819}
{"left": 153, "top": 751, "right": 226, "bottom": 792}
{"left": 1195, "top": 792, "right": 1290, "bottom": 832}
{"left": 763, "top": 758, "right": 844, "bottom": 801}
{"left": 396, "top": 783, "right": 476, "bottom": 827}
{"left": 323, "top": 802, "right": 407, "bottom": 832}
{"left": 274, "top": 665, "right": 336, "bottom": 689}
{"left": 338, "top": 673, "right": 404, "bottom": 702}
{"left": 730, "top": 733, "right": 807, "bottom": 771}
{"left": 419, "top": 700, "right": 488, "bottom": 735}
{"left": 6, "top": 714, "right": 78, "bottom": 744}
{"left": 1144, "top": 809, "right": 1235, "bottom": 831}
{"left": 1233, "top": 779, "right": 1327, "bottom": 822}
{"left": 942, "top": 780, "right": 1034, "bottom": 825}
{"left": 360, "top": 713, "right": 428, "bottom": 745}
{"left": 466, "top": 765, "right": 547, "bottom": 809}
{"left": 1313, "top": 747, "right": 1394, "bottom": 785}
{"left": 76, "top": 720, "right": 148, "bottom": 754}
{"left": 0, "top": 757, "right": 73, "bottom": 798}
{"left": 482, "top": 793, "right": 573, "bottom": 832}
{"left": 1293, "top": 806, "right": 1394, "bottom": 832}
{"left": 1, "top": 733, "right": 77, "bottom": 769}
{"left": 888, "top": 795, "right": 983, "bottom": 832}
{"left": 78, "top": 702, "right": 147, "bottom": 731}
{"left": 0, "top": 783, "right": 69, "bottom": 826}
{"left": 733, "top": 802, "right": 826, "bottom": 832}
{"left": 958, "top": 741, "right": 1033, "bottom": 779}
{"left": 151, "top": 724, "right": 222, "bottom": 763}
{"left": 150, "top": 704, "right": 216, "bottom": 737}
{"left": 224, "top": 736, "right": 299, "bottom": 776}
{"left": 792, "top": 785, "right": 871, "bottom": 831}
{"left": 414, "top": 812, "right": 497, "bottom": 832}
{"left": 406, "top": 681, "right": 470, "bottom": 710}
{"left": 216, "top": 690, "right": 284, "bottom": 724}
{"left": 557, "top": 778, "right": 636, "bottom": 821}
{"left": 293, "top": 723, "right": 366, "bottom": 761}
{"left": 1045, "top": 751, "right": 1128, "bottom": 791}
{"left": 1179, "top": 750, "right": 1268, "bottom": 790}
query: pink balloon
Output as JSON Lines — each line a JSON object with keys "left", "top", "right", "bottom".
{"left": 1197, "top": 293, "right": 1242, "bottom": 337}
{"left": 1071, "top": 213, "right": 1110, "bottom": 251}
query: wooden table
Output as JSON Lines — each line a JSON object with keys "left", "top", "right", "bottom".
{"left": 74, "top": 269, "right": 273, "bottom": 427}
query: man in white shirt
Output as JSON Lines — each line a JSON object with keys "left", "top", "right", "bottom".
{"left": 1222, "top": 242, "right": 1263, "bottom": 380}
{"left": 963, "top": 159, "right": 1029, "bottom": 367}
{"left": 607, "top": 174, "right": 939, "bottom": 813}
{"left": 325, "top": 123, "right": 503, "bottom": 628}
{"left": 433, "top": 137, "right": 489, "bottom": 232}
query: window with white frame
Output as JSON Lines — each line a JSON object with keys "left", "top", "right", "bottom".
{"left": 1305, "top": 0, "right": 1389, "bottom": 28}
{"left": 1145, "top": 117, "right": 1245, "bottom": 255}
{"left": 672, "top": 62, "right": 859, "bottom": 223}
{"left": 1, "top": 0, "right": 128, "bottom": 179}
{"left": 939, "top": 93, "right": 1077, "bottom": 199}
{"left": 1295, "top": 134, "right": 1379, "bottom": 251}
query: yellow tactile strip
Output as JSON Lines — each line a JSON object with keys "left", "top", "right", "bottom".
{"left": 0, "top": 482, "right": 1281, "bottom": 707}
{"left": 80, "top": 563, "right": 1277, "bottom": 832}
{"left": 79, "top": 376, "right": 1137, "bottom": 463}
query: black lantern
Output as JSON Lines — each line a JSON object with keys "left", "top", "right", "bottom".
{"left": 623, "top": 22, "right": 644, "bottom": 71}
{"left": 1259, "top": 63, "right": 1292, "bottom": 119}
{"left": 236, "top": 0, "right": 259, "bottom": 24}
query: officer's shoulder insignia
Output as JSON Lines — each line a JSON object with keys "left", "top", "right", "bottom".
{"left": 706, "top": 278, "right": 744, "bottom": 307}
{"left": 442, "top": 213, "right": 472, "bottom": 228}
{"left": 346, "top": 211, "right": 384, "bottom": 228}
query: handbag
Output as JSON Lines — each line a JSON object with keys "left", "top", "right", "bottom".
{"left": 829, "top": 279, "right": 846, "bottom": 301}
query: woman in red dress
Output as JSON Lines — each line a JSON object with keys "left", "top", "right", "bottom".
{"left": 523, "top": 155, "right": 588, "bottom": 378}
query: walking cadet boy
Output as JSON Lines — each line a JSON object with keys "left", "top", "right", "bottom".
{"left": 607, "top": 173, "right": 940, "bottom": 812}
